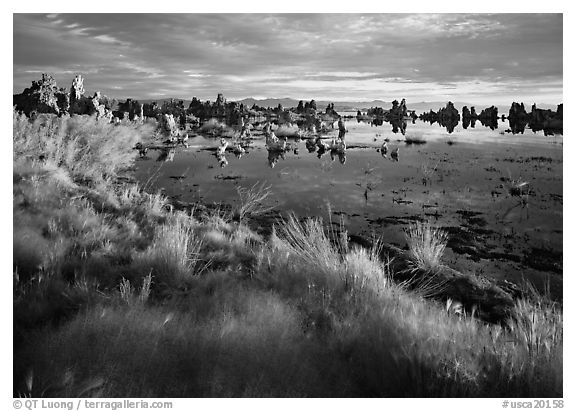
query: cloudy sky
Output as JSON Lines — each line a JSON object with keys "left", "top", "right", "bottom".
{"left": 13, "top": 13, "right": 563, "bottom": 104}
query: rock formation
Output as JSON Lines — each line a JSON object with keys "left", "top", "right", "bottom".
{"left": 418, "top": 102, "right": 460, "bottom": 133}
{"left": 117, "top": 99, "right": 144, "bottom": 121}
{"left": 508, "top": 102, "right": 528, "bottom": 120}
{"left": 437, "top": 101, "right": 460, "bottom": 122}
{"left": 160, "top": 113, "right": 179, "bottom": 137}
{"left": 388, "top": 100, "right": 402, "bottom": 119}
{"left": 296, "top": 100, "right": 305, "bottom": 114}
{"left": 478, "top": 105, "right": 498, "bottom": 120}
{"left": 325, "top": 102, "right": 339, "bottom": 117}
{"left": 69, "top": 75, "right": 85, "bottom": 114}
{"left": 528, "top": 103, "right": 563, "bottom": 133}
{"left": 143, "top": 102, "right": 160, "bottom": 118}
{"left": 506, "top": 102, "right": 529, "bottom": 134}
{"left": 477, "top": 106, "right": 499, "bottom": 130}
{"left": 367, "top": 106, "right": 386, "bottom": 117}
{"left": 399, "top": 98, "right": 407, "bottom": 117}
{"left": 13, "top": 74, "right": 69, "bottom": 115}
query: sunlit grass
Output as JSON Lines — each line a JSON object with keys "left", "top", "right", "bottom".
{"left": 405, "top": 222, "right": 449, "bottom": 273}
{"left": 132, "top": 214, "right": 206, "bottom": 286}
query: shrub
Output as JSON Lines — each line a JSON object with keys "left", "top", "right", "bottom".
{"left": 404, "top": 134, "right": 427, "bottom": 145}
{"left": 234, "top": 182, "right": 275, "bottom": 221}
{"left": 13, "top": 111, "right": 155, "bottom": 182}
{"left": 198, "top": 118, "right": 235, "bottom": 137}
{"left": 274, "top": 124, "right": 302, "bottom": 138}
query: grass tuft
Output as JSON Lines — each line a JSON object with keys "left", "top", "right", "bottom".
{"left": 133, "top": 214, "right": 206, "bottom": 285}
{"left": 405, "top": 222, "right": 449, "bottom": 273}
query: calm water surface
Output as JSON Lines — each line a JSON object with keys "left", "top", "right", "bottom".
{"left": 134, "top": 118, "right": 563, "bottom": 293}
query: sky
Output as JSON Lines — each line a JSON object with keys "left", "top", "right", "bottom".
{"left": 13, "top": 13, "right": 563, "bottom": 104}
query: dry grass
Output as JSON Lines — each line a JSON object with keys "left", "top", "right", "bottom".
{"left": 405, "top": 222, "right": 449, "bottom": 273}
{"left": 132, "top": 214, "right": 207, "bottom": 286}
{"left": 275, "top": 215, "right": 343, "bottom": 276}
{"left": 344, "top": 243, "right": 389, "bottom": 295}
{"left": 234, "top": 182, "right": 275, "bottom": 221}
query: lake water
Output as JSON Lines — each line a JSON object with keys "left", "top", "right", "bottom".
{"left": 133, "top": 116, "right": 563, "bottom": 297}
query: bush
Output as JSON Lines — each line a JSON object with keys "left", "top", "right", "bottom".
{"left": 274, "top": 124, "right": 302, "bottom": 138}
{"left": 13, "top": 111, "right": 155, "bottom": 181}
{"left": 404, "top": 134, "right": 427, "bottom": 145}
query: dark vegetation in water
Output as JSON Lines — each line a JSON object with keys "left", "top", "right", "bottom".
{"left": 12, "top": 75, "right": 563, "bottom": 398}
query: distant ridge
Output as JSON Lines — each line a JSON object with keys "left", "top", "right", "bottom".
{"left": 236, "top": 98, "right": 388, "bottom": 111}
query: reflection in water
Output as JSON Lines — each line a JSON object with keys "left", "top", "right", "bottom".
{"left": 217, "top": 138, "right": 229, "bottom": 156}
{"left": 305, "top": 138, "right": 317, "bottom": 152}
{"left": 157, "top": 148, "right": 175, "bottom": 162}
{"left": 507, "top": 118, "right": 528, "bottom": 134}
{"left": 359, "top": 113, "right": 483, "bottom": 135}
{"left": 380, "top": 141, "right": 388, "bottom": 157}
{"left": 329, "top": 150, "right": 347, "bottom": 164}
{"left": 418, "top": 117, "right": 460, "bottom": 133}
{"left": 216, "top": 152, "right": 228, "bottom": 167}
{"left": 232, "top": 141, "right": 247, "bottom": 157}
{"left": 527, "top": 119, "right": 563, "bottom": 136}
{"left": 379, "top": 142, "right": 401, "bottom": 163}
{"left": 390, "top": 119, "right": 407, "bottom": 135}
{"left": 479, "top": 118, "right": 498, "bottom": 130}
{"left": 302, "top": 135, "right": 348, "bottom": 163}
{"left": 442, "top": 119, "right": 459, "bottom": 133}
{"left": 267, "top": 149, "right": 286, "bottom": 168}
{"left": 390, "top": 147, "right": 399, "bottom": 162}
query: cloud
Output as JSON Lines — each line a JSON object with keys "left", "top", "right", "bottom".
{"left": 13, "top": 13, "right": 562, "bottom": 104}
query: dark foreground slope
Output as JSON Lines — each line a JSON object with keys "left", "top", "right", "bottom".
{"left": 13, "top": 112, "right": 562, "bottom": 397}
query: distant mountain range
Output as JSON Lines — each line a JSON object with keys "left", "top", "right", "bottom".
{"left": 235, "top": 98, "right": 387, "bottom": 112}
{"left": 138, "top": 97, "right": 559, "bottom": 115}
